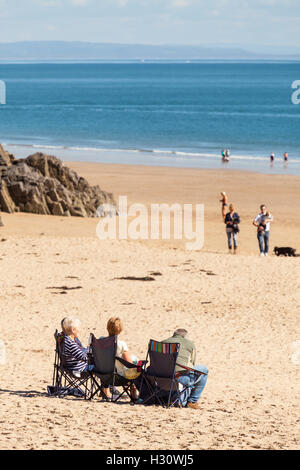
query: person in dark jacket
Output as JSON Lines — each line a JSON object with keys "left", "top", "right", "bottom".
{"left": 224, "top": 203, "right": 240, "bottom": 254}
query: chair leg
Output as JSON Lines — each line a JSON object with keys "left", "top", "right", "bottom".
{"left": 123, "top": 384, "right": 134, "bottom": 403}
{"left": 138, "top": 376, "right": 161, "bottom": 406}
{"left": 89, "top": 375, "right": 108, "bottom": 401}
{"left": 167, "top": 381, "right": 174, "bottom": 409}
{"left": 52, "top": 355, "right": 58, "bottom": 388}
{"left": 169, "top": 382, "right": 190, "bottom": 409}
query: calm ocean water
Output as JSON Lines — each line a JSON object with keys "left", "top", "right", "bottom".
{"left": 0, "top": 62, "right": 300, "bottom": 174}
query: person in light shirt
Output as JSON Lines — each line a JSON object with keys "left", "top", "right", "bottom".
{"left": 104, "top": 317, "right": 139, "bottom": 400}
{"left": 253, "top": 204, "right": 274, "bottom": 257}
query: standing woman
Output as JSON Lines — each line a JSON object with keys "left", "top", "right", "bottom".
{"left": 225, "top": 203, "right": 241, "bottom": 254}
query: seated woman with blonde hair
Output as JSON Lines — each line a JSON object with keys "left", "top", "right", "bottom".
{"left": 105, "top": 317, "right": 139, "bottom": 400}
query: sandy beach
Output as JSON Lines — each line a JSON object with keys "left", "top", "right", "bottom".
{"left": 0, "top": 161, "right": 299, "bottom": 450}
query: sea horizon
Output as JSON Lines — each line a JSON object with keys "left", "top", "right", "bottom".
{"left": 1, "top": 61, "right": 300, "bottom": 175}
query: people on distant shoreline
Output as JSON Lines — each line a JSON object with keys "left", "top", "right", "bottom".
{"left": 219, "top": 148, "right": 294, "bottom": 169}
{"left": 221, "top": 149, "right": 230, "bottom": 164}
{"left": 224, "top": 203, "right": 240, "bottom": 254}
{"left": 253, "top": 204, "right": 274, "bottom": 257}
{"left": 220, "top": 191, "right": 228, "bottom": 221}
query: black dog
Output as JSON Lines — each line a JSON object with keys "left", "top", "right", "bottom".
{"left": 273, "top": 246, "right": 297, "bottom": 257}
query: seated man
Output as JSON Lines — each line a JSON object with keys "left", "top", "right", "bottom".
{"left": 61, "top": 317, "right": 93, "bottom": 374}
{"left": 162, "top": 328, "right": 208, "bottom": 410}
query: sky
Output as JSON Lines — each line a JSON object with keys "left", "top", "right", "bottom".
{"left": 0, "top": 0, "right": 300, "bottom": 51}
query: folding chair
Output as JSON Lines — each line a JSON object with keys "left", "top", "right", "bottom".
{"left": 89, "top": 334, "right": 145, "bottom": 403}
{"left": 138, "top": 339, "right": 206, "bottom": 408}
{"left": 49, "top": 330, "right": 93, "bottom": 399}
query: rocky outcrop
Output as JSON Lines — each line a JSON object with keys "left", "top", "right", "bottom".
{"left": 0, "top": 144, "right": 15, "bottom": 167}
{"left": 0, "top": 147, "right": 116, "bottom": 217}
{"left": 0, "top": 179, "right": 17, "bottom": 213}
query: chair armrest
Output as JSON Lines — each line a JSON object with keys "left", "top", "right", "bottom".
{"left": 87, "top": 352, "right": 94, "bottom": 366}
{"left": 115, "top": 356, "right": 147, "bottom": 370}
{"left": 176, "top": 363, "right": 207, "bottom": 376}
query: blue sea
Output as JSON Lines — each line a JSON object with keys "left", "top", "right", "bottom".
{"left": 0, "top": 61, "right": 300, "bottom": 174}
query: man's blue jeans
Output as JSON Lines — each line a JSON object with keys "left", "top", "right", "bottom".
{"left": 177, "top": 364, "right": 209, "bottom": 404}
{"left": 257, "top": 231, "right": 270, "bottom": 254}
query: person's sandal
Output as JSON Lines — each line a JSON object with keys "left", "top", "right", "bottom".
{"left": 103, "top": 387, "right": 112, "bottom": 400}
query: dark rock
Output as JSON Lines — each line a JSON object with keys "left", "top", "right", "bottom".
{"left": 70, "top": 205, "right": 87, "bottom": 218}
{"left": 26, "top": 153, "right": 49, "bottom": 177}
{"left": 47, "top": 188, "right": 60, "bottom": 202}
{"left": 48, "top": 201, "right": 65, "bottom": 216}
{"left": 0, "top": 180, "right": 16, "bottom": 213}
{"left": 0, "top": 144, "right": 14, "bottom": 167}
{"left": 0, "top": 147, "right": 116, "bottom": 217}
{"left": 7, "top": 181, "right": 27, "bottom": 204}
{"left": 24, "top": 194, "right": 50, "bottom": 215}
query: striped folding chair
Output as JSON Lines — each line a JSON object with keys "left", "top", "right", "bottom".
{"left": 48, "top": 330, "right": 93, "bottom": 399}
{"left": 138, "top": 339, "right": 185, "bottom": 408}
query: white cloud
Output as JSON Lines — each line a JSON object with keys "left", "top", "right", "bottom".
{"left": 171, "top": 0, "right": 190, "bottom": 7}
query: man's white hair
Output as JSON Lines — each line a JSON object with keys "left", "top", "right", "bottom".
{"left": 62, "top": 317, "right": 81, "bottom": 335}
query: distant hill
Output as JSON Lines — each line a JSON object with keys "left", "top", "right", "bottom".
{"left": 0, "top": 41, "right": 299, "bottom": 61}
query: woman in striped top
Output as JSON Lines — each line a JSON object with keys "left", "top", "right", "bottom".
{"left": 62, "top": 317, "right": 92, "bottom": 373}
